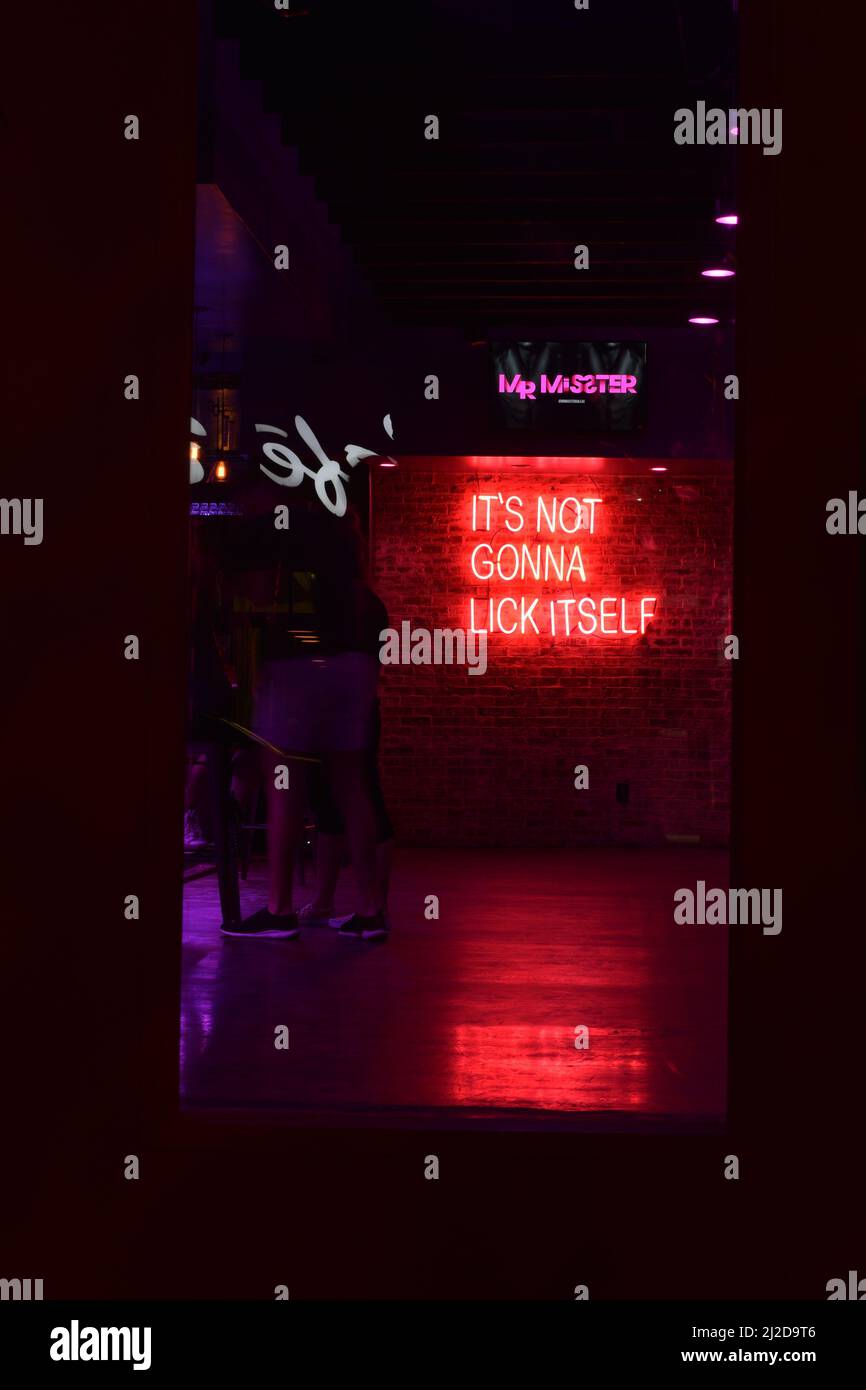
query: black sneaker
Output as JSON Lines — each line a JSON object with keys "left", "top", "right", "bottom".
{"left": 336, "top": 911, "right": 389, "bottom": 941}
{"left": 220, "top": 908, "right": 300, "bottom": 939}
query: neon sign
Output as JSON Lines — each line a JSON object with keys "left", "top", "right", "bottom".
{"left": 189, "top": 413, "right": 396, "bottom": 517}
{"left": 497, "top": 373, "right": 638, "bottom": 401}
{"left": 256, "top": 414, "right": 396, "bottom": 516}
{"left": 466, "top": 491, "right": 657, "bottom": 638}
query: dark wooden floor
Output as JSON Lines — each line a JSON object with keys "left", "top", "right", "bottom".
{"left": 180, "top": 848, "right": 728, "bottom": 1128}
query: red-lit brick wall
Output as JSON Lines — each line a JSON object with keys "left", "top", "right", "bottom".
{"left": 371, "top": 465, "right": 732, "bottom": 847}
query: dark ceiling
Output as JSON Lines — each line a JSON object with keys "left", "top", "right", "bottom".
{"left": 214, "top": 0, "right": 738, "bottom": 332}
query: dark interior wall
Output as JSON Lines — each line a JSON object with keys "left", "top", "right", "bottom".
{"left": 197, "top": 35, "right": 734, "bottom": 464}
{"left": 385, "top": 325, "right": 733, "bottom": 458}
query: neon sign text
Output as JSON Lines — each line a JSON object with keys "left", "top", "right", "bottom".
{"left": 468, "top": 595, "right": 656, "bottom": 636}
{"left": 189, "top": 412, "right": 395, "bottom": 517}
{"left": 255, "top": 414, "right": 396, "bottom": 517}
{"left": 471, "top": 493, "right": 600, "bottom": 533}
{"left": 466, "top": 490, "right": 658, "bottom": 640}
{"left": 498, "top": 373, "right": 638, "bottom": 401}
{"left": 470, "top": 543, "right": 586, "bottom": 583}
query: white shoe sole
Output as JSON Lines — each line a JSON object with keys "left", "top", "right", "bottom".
{"left": 337, "top": 928, "right": 389, "bottom": 941}
{"left": 220, "top": 926, "right": 300, "bottom": 939}
{"left": 330, "top": 915, "right": 391, "bottom": 931}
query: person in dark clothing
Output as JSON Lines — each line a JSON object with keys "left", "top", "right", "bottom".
{"left": 210, "top": 495, "right": 388, "bottom": 941}
{"left": 301, "top": 629, "right": 394, "bottom": 929}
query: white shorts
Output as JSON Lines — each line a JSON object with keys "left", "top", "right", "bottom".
{"left": 253, "top": 652, "right": 379, "bottom": 755}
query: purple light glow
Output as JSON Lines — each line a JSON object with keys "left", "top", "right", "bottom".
{"left": 715, "top": 214, "right": 739, "bottom": 226}
{"left": 689, "top": 316, "right": 719, "bottom": 325}
{"left": 701, "top": 268, "right": 735, "bottom": 278}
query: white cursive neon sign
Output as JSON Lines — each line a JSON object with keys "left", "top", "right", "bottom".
{"left": 189, "top": 412, "right": 396, "bottom": 517}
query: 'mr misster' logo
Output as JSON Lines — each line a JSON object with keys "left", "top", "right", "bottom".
{"left": 497, "top": 372, "right": 638, "bottom": 401}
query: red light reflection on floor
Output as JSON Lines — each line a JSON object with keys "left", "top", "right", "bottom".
{"left": 180, "top": 849, "right": 727, "bottom": 1122}
{"left": 447, "top": 1025, "right": 651, "bottom": 1110}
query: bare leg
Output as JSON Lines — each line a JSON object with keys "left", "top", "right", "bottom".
{"left": 262, "top": 750, "right": 307, "bottom": 916}
{"left": 231, "top": 746, "right": 261, "bottom": 820}
{"left": 312, "top": 832, "right": 344, "bottom": 912}
{"left": 185, "top": 757, "right": 207, "bottom": 811}
{"left": 185, "top": 757, "right": 211, "bottom": 841}
{"left": 326, "top": 751, "right": 379, "bottom": 917}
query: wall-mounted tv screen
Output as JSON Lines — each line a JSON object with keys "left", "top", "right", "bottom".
{"left": 491, "top": 340, "right": 648, "bottom": 432}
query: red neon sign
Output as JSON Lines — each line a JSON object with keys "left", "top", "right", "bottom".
{"left": 465, "top": 490, "right": 658, "bottom": 638}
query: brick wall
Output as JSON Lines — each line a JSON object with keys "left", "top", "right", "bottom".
{"left": 372, "top": 465, "right": 732, "bottom": 848}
